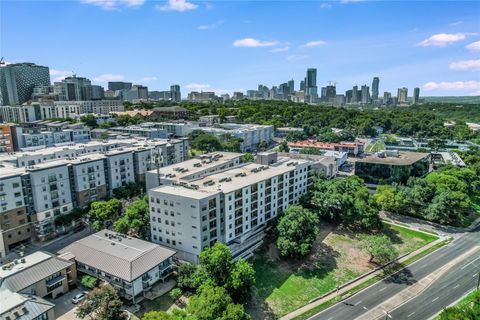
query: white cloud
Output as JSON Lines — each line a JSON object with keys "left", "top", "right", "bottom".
{"left": 155, "top": 0, "right": 198, "bottom": 12}
{"left": 470, "top": 90, "right": 480, "bottom": 96}
{"left": 449, "top": 59, "right": 480, "bottom": 71}
{"left": 303, "top": 40, "right": 327, "bottom": 47}
{"left": 449, "top": 21, "right": 462, "bottom": 26}
{"left": 141, "top": 76, "right": 158, "bottom": 82}
{"left": 417, "top": 33, "right": 472, "bottom": 47}
{"left": 320, "top": 3, "right": 332, "bottom": 9}
{"left": 80, "top": 0, "right": 145, "bottom": 10}
{"left": 270, "top": 46, "right": 290, "bottom": 53}
{"left": 50, "top": 69, "right": 72, "bottom": 82}
{"left": 466, "top": 41, "right": 480, "bottom": 52}
{"left": 186, "top": 83, "right": 211, "bottom": 91}
{"left": 197, "top": 20, "right": 223, "bottom": 30}
{"left": 340, "top": 0, "right": 366, "bottom": 3}
{"left": 233, "top": 38, "right": 279, "bottom": 48}
{"left": 286, "top": 54, "right": 308, "bottom": 61}
{"left": 93, "top": 74, "right": 125, "bottom": 82}
{"left": 422, "top": 80, "right": 480, "bottom": 91}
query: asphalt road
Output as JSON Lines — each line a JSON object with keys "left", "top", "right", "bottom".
{"left": 310, "top": 228, "right": 480, "bottom": 320}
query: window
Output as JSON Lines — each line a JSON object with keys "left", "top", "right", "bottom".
{"left": 12, "top": 182, "right": 20, "bottom": 188}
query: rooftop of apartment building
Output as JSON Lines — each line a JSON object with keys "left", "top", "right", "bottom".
{"left": 151, "top": 156, "right": 311, "bottom": 199}
{"left": 0, "top": 138, "right": 186, "bottom": 165}
{"left": 149, "top": 152, "right": 242, "bottom": 181}
{"left": 59, "top": 230, "right": 175, "bottom": 282}
{"left": 355, "top": 151, "right": 429, "bottom": 166}
{"left": 288, "top": 140, "right": 365, "bottom": 148}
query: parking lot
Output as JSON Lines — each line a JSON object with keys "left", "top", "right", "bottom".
{"left": 53, "top": 288, "right": 89, "bottom": 320}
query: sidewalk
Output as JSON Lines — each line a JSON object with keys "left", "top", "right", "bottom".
{"left": 280, "top": 226, "right": 446, "bottom": 320}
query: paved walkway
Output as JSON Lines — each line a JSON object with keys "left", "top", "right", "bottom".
{"left": 280, "top": 223, "right": 447, "bottom": 320}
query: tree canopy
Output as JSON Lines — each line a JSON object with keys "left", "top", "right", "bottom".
{"left": 76, "top": 285, "right": 124, "bottom": 320}
{"left": 114, "top": 195, "right": 150, "bottom": 238}
{"left": 310, "top": 176, "right": 381, "bottom": 230}
{"left": 276, "top": 205, "right": 319, "bottom": 258}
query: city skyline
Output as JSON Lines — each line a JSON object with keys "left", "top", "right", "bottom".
{"left": 2, "top": 0, "right": 480, "bottom": 96}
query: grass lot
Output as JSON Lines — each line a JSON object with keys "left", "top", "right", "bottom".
{"left": 433, "top": 289, "right": 479, "bottom": 319}
{"left": 249, "top": 222, "right": 438, "bottom": 318}
{"left": 137, "top": 295, "right": 175, "bottom": 318}
{"left": 365, "top": 140, "right": 386, "bottom": 153}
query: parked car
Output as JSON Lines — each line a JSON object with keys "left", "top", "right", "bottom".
{"left": 71, "top": 293, "right": 85, "bottom": 304}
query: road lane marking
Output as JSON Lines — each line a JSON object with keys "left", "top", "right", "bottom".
{"left": 432, "top": 297, "right": 439, "bottom": 302}
{"left": 460, "top": 255, "right": 480, "bottom": 270}
{"left": 407, "top": 312, "right": 415, "bottom": 317}
{"left": 453, "top": 284, "right": 460, "bottom": 289}
{"left": 354, "top": 300, "right": 362, "bottom": 306}
{"left": 379, "top": 287, "right": 386, "bottom": 292}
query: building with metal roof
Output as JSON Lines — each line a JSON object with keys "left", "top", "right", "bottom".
{"left": 59, "top": 230, "right": 175, "bottom": 301}
{"left": 0, "top": 251, "right": 76, "bottom": 320}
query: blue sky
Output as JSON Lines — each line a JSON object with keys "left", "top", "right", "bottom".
{"left": 2, "top": 0, "right": 480, "bottom": 96}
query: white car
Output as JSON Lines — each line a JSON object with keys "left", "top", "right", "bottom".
{"left": 71, "top": 293, "right": 86, "bottom": 304}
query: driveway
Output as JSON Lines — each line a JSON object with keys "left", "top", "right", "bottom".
{"left": 54, "top": 288, "right": 89, "bottom": 320}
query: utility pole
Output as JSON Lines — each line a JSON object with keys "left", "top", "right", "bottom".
{"left": 477, "top": 270, "right": 480, "bottom": 290}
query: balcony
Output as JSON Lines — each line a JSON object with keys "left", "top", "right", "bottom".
{"left": 46, "top": 274, "right": 65, "bottom": 286}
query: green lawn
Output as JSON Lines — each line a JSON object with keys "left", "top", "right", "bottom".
{"left": 137, "top": 295, "right": 175, "bottom": 318}
{"left": 251, "top": 223, "right": 438, "bottom": 317}
{"left": 434, "top": 289, "right": 480, "bottom": 319}
{"left": 365, "top": 140, "right": 386, "bottom": 153}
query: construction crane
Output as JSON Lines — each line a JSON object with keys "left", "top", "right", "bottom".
{"left": 327, "top": 80, "right": 336, "bottom": 87}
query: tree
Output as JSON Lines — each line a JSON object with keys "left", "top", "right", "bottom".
{"left": 169, "top": 288, "right": 183, "bottom": 305}
{"left": 310, "top": 176, "right": 381, "bottom": 230}
{"left": 88, "top": 198, "right": 123, "bottom": 230}
{"left": 199, "top": 242, "right": 233, "bottom": 287}
{"left": 359, "top": 234, "right": 398, "bottom": 265}
{"left": 422, "top": 191, "right": 470, "bottom": 225}
{"left": 218, "top": 304, "right": 251, "bottom": 320}
{"left": 258, "top": 140, "right": 269, "bottom": 151}
{"left": 177, "top": 262, "right": 199, "bottom": 292}
{"left": 187, "top": 286, "right": 232, "bottom": 320}
{"left": 186, "top": 285, "right": 250, "bottom": 320}
{"left": 223, "top": 135, "right": 243, "bottom": 152}
{"left": 276, "top": 205, "right": 319, "bottom": 258}
{"left": 80, "top": 114, "right": 98, "bottom": 128}
{"left": 112, "top": 181, "right": 143, "bottom": 199}
{"left": 142, "top": 310, "right": 190, "bottom": 320}
{"left": 76, "top": 285, "right": 123, "bottom": 320}
{"left": 278, "top": 140, "right": 289, "bottom": 153}
{"left": 241, "top": 152, "right": 255, "bottom": 163}
{"left": 191, "top": 133, "right": 223, "bottom": 152}
{"left": 114, "top": 196, "right": 150, "bottom": 238}
{"left": 227, "top": 258, "right": 256, "bottom": 302}
{"left": 80, "top": 275, "right": 98, "bottom": 289}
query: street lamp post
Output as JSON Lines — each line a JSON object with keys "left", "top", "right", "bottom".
{"left": 383, "top": 310, "right": 392, "bottom": 320}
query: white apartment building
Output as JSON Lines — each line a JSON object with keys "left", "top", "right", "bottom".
{"left": 69, "top": 155, "right": 108, "bottom": 208}
{"left": 105, "top": 148, "right": 136, "bottom": 194}
{"left": 0, "top": 138, "right": 190, "bottom": 251}
{"left": 147, "top": 152, "right": 314, "bottom": 263}
{"left": 26, "top": 162, "right": 74, "bottom": 240}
